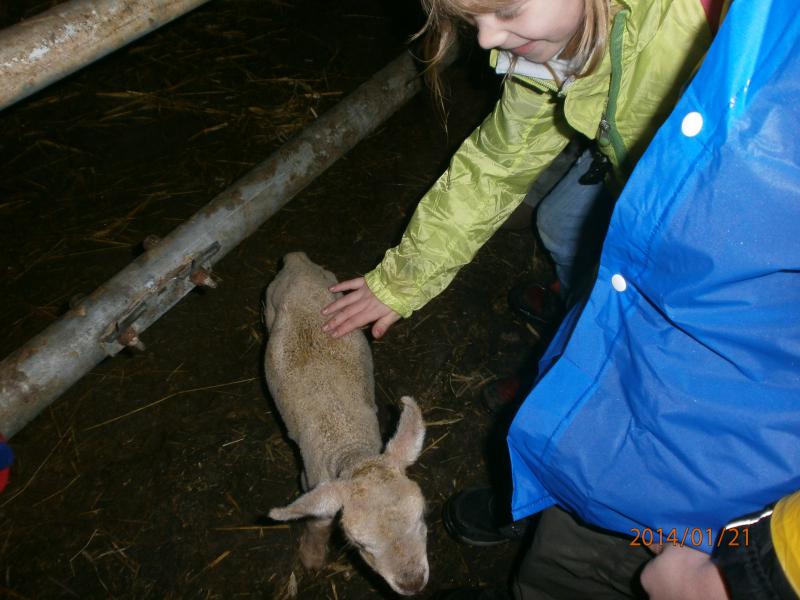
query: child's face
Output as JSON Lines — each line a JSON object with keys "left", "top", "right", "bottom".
{"left": 470, "top": 0, "right": 585, "bottom": 63}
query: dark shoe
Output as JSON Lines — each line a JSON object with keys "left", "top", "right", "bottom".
{"left": 481, "top": 375, "right": 526, "bottom": 415}
{"left": 434, "top": 586, "right": 512, "bottom": 600}
{"left": 442, "top": 488, "right": 532, "bottom": 547}
{"left": 507, "top": 281, "right": 564, "bottom": 330}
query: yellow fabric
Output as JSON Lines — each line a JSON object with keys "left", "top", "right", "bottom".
{"left": 772, "top": 491, "right": 800, "bottom": 597}
{"left": 365, "top": 0, "right": 712, "bottom": 317}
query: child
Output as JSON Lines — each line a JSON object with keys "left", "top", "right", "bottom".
{"left": 322, "top": 0, "right": 718, "bottom": 339}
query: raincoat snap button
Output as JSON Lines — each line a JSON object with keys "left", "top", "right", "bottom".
{"left": 611, "top": 274, "right": 627, "bottom": 292}
{"left": 681, "top": 112, "right": 704, "bottom": 137}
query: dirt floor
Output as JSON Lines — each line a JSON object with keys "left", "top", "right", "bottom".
{"left": 0, "top": 1, "right": 556, "bottom": 598}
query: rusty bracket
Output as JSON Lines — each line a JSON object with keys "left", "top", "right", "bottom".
{"left": 99, "top": 241, "right": 221, "bottom": 356}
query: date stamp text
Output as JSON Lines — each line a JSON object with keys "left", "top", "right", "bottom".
{"left": 630, "top": 527, "right": 750, "bottom": 548}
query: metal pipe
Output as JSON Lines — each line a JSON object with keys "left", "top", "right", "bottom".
{"left": 0, "top": 49, "right": 429, "bottom": 438}
{"left": 0, "top": 0, "right": 213, "bottom": 112}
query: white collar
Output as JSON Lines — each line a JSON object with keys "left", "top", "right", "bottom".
{"left": 494, "top": 50, "right": 580, "bottom": 85}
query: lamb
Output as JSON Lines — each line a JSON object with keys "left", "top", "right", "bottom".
{"left": 263, "top": 251, "right": 429, "bottom": 596}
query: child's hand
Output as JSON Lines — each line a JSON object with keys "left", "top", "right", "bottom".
{"left": 321, "top": 277, "right": 401, "bottom": 339}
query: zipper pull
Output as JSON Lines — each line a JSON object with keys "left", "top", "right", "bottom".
{"left": 597, "top": 118, "right": 611, "bottom": 148}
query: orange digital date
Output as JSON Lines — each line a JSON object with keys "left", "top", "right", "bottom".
{"left": 629, "top": 527, "right": 750, "bottom": 548}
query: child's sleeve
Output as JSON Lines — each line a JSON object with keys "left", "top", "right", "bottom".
{"left": 715, "top": 492, "right": 800, "bottom": 599}
{"left": 365, "top": 81, "right": 571, "bottom": 317}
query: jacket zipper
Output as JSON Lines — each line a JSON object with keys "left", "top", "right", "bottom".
{"left": 599, "top": 9, "right": 630, "bottom": 169}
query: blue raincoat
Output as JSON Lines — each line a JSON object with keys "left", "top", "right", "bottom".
{"left": 507, "top": 0, "right": 800, "bottom": 550}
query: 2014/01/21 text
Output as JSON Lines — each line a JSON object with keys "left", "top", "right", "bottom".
{"left": 629, "top": 527, "right": 749, "bottom": 548}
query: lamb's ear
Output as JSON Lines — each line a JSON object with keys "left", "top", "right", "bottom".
{"left": 269, "top": 481, "right": 344, "bottom": 521}
{"left": 384, "top": 396, "right": 426, "bottom": 468}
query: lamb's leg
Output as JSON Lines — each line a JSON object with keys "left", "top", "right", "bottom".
{"left": 299, "top": 517, "right": 333, "bottom": 569}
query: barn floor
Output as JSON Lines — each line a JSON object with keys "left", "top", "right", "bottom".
{"left": 0, "top": 1, "right": 554, "bottom": 598}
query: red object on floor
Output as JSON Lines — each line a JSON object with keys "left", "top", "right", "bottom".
{"left": 0, "top": 435, "right": 12, "bottom": 493}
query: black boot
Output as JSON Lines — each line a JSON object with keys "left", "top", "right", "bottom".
{"left": 442, "top": 487, "right": 535, "bottom": 546}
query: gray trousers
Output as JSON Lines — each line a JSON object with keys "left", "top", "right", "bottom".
{"left": 512, "top": 507, "right": 652, "bottom": 600}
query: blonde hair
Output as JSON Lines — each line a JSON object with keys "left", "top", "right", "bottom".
{"left": 415, "top": 0, "right": 612, "bottom": 104}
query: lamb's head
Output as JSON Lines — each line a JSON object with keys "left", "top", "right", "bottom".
{"left": 269, "top": 397, "right": 429, "bottom": 596}
{"left": 339, "top": 409, "right": 429, "bottom": 597}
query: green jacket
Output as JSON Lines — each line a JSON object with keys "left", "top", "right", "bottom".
{"left": 366, "top": 0, "right": 712, "bottom": 318}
